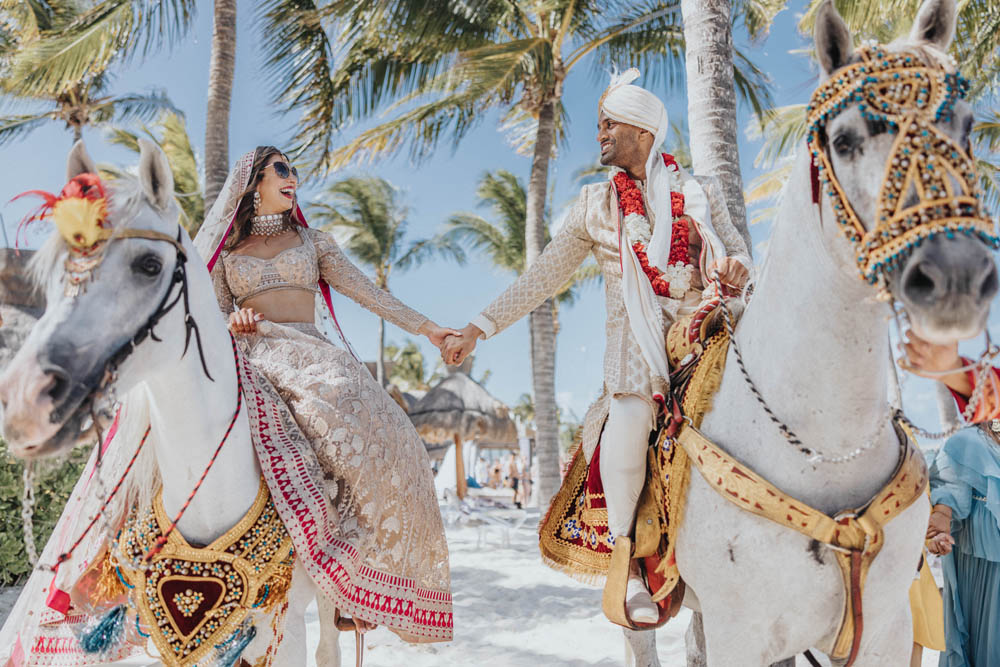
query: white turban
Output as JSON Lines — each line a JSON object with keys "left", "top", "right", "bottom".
{"left": 599, "top": 69, "right": 674, "bottom": 272}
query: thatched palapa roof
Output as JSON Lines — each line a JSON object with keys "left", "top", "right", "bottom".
{"left": 408, "top": 357, "right": 517, "bottom": 445}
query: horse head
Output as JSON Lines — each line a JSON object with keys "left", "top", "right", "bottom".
{"left": 0, "top": 140, "right": 193, "bottom": 459}
{"left": 812, "top": 0, "right": 997, "bottom": 343}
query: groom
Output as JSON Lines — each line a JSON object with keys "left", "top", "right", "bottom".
{"left": 443, "top": 70, "right": 750, "bottom": 624}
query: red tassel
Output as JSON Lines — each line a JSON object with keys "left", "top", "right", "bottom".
{"left": 810, "top": 158, "right": 820, "bottom": 205}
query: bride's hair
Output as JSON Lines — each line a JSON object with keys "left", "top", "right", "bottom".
{"left": 224, "top": 145, "right": 295, "bottom": 250}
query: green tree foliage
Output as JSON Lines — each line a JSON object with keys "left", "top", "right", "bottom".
{"left": 0, "top": 442, "right": 89, "bottom": 586}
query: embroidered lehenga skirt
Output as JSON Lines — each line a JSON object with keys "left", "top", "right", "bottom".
{"left": 242, "top": 321, "right": 453, "bottom": 642}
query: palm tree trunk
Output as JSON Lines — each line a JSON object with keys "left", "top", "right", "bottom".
{"left": 525, "top": 100, "right": 560, "bottom": 508}
{"left": 72, "top": 125, "right": 82, "bottom": 143}
{"left": 204, "top": 0, "right": 237, "bottom": 210}
{"left": 377, "top": 316, "right": 386, "bottom": 386}
{"left": 681, "top": 0, "right": 751, "bottom": 246}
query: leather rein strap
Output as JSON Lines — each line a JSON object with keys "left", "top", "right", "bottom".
{"left": 676, "top": 423, "right": 927, "bottom": 664}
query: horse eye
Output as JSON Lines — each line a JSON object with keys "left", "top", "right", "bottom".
{"left": 832, "top": 131, "right": 858, "bottom": 158}
{"left": 133, "top": 253, "right": 163, "bottom": 277}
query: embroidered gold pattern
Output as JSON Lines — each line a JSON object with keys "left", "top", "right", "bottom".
{"left": 114, "top": 478, "right": 294, "bottom": 666}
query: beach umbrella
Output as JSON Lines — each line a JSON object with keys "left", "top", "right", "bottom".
{"left": 408, "top": 357, "right": 517, "bottom": 499}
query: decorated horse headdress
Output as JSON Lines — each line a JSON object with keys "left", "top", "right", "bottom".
{"left": 807, "top": 45, "right": 999, "bottom": 292}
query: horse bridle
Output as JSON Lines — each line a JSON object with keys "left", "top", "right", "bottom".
{"left": 100, "top": 226, "right": 213, "bottom": 386}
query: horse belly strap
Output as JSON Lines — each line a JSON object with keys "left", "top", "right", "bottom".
{"left": 677, "top": 425, "right": 927, "bottom": 664}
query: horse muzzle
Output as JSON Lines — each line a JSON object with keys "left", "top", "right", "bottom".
{"left": 895, "top": 234, "right": 998, "bottom": 343}
{"left": 0, "top": 347, "right": 100, "bottom": 459}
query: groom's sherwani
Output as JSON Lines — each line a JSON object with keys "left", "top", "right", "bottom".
{"left": 471, "top": 175, "right": 749, "bottom": 460}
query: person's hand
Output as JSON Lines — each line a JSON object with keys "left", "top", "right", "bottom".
{"left": 228, "top": 307, "right": 263, "bottom": 335}
{"left": 707, "top": 258, "right": 749, "bottom": 290}
{"left": 927, "top": 504, "right": 952, "bottom": 535}
{"left": 418, "top": 321, "right": 463, "bottom": 349}
{"left": 927, "top": 531, "right": 954, "bottom": 556}
{"left": 898, "top": 329, "right": 972, "bottom": 397}
{"left": 442, "top": 324, "right": 483, "bottom": 365}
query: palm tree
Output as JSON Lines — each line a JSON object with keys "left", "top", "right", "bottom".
{"left": 103, "top": 111, "right": 205, "bottom": 234}
{"left": 204, "top": 0, "right": 237, "bottom": 208}
{"left": 0, "top": 0, "right": 192, "bottom": 146}
{"left": 681, "top": 0, "right": 785, "bottom": 245}
{"left": 308, "top": 176, "right": 464, "bottom": 386}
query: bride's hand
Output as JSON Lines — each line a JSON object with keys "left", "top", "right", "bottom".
{"left": 228, "top": 307, "right": 263, "bottom": 335}
{"left": 419, "top": 321, "right": 463, "bottom": 349}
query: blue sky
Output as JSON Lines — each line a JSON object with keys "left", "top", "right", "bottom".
{"left": 1, "top": 1, "right": 986, "bottom": 435}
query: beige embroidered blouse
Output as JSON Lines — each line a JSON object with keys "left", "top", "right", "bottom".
{"left": 469, "top": 176, "right": 749, "bottom": 457}
{"left": 211, "top": 227, "right": 429, "bottom": 335}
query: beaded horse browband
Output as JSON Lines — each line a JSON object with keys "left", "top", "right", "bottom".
{"left": 806, "top": 45, "right": 999, "bottom": 292}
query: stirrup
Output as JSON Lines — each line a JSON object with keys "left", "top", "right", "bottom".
{"left": 333, "top": 608, "right": 366, "bottom": 667}
{"left": 602, "top": 536, "right": 660, "bottom": 630}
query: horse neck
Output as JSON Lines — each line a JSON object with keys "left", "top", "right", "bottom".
{"left": 144, "top": 248, "right": 260, "bottom": 545}
{"left": 705, "top": 149, "right": 901, "bottom": 511}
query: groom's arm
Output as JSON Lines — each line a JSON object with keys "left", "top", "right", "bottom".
{"left": 470, "top": 191, "right": 595, "bottom": 339}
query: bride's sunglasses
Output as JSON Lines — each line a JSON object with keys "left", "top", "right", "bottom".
{"left": 265, "top": 161, "right": 299, "bottom": 180}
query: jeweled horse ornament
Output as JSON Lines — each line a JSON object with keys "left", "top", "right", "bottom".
{"left": 541, "top": 0, "right": 998, "bottom": 664}
{"left": 0, "top": 141, "right": 342, "bottom": 666}
{"left": 675, "top": 1, "right": 997, "bottom": 664}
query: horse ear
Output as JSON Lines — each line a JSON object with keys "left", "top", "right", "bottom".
{"left": 137, "top": 138, "right": 175, "bottom": 212}
{"left": 66, "top": 141, "right": 97, "bottom": 180}
{"left": 909, "top": 0, "right": 956, "bottom": 52}
{"left": 814, "top": 0, "right": 853, "bottom": 78}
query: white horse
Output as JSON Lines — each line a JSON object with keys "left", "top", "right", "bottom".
{"left": 672, "top": 0, "right": 998, "bottom": 664}
{"left": 0, "top": 141, "right": 341, "bottom": 665}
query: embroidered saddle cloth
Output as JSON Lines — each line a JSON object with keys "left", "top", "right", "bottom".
{"left": 113, "top": 477, "right": 294, "bottom": 666}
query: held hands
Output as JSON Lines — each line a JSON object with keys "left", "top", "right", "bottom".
{"left": 706, "top": 258, "right": 749, "bottom": 291}
{"left": 228, "top": 307, "right": 264, "bottom": 335}
{"left": 926, "top": 504, "right": 955, "bottom": 556}
{"left": 440, "top": 324, "right": 483, "bottom": 366}
{"left": 418, "top": 321, "right": 464, "bottom": 349}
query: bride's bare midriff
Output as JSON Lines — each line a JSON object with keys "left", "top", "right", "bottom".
{"left": 241, "top": 288, "right": 316, "bottom": 323}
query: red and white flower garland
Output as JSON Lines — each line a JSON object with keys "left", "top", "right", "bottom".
{"left": 613, "top": 153, "right": 694, "bottom": 299}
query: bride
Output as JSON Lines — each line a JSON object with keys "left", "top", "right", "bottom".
{"left": 195, "top": 146, "right": 454, "bottom": 641}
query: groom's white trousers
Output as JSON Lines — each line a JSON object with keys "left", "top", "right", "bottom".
{"left": 600, "top": 395, "right": 655, "bottom": 539}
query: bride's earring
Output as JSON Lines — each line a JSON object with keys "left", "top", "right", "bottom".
{"left": 253, "top": 190, "right": 261, "bottom": 215}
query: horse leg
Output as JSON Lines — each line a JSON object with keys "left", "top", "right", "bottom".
{"left": 849, "top": 602, "right": 913, "bottom": 667}
{"left": 685, "top": 612, "right": 707, "bottom": 667}
{"left": 686, "top": 612, "right": 797, "bottom": 667}
{"left": 315, "top": 593, "right": 342, "bottom": 667}
{"left": 623, "top": 627, "right": 661, "bottom": 667}
{"left": 267, "top": 562, "right": 316, "bottom": 666}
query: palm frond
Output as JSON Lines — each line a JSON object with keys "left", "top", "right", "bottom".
{"left": 10, "top": 0, "right": 195, "bottom": 98}
{"left": 90, "top": 89, "right": 179, "bottom": 125}
{"left": 746, "top": 103, "right": 807, "bottom": 169}
{"left": 395, "top": 234, "right": 467, "bottom": 270}
{"left": 736, "top": 0, "right": 787, "bottom": 41}
{"left": 732, "top": 44, "right": 774, "bottom": 123}
{"left": 0, "top": 110, "right": 58, "bottom": 146}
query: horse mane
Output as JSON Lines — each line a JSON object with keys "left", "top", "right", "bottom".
{"left": 103, "top": 384, "right": 161, "bottom": 521}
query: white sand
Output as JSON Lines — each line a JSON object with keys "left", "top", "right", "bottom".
{"left": 307, "top": 511, "right": 941, "bottom": 666}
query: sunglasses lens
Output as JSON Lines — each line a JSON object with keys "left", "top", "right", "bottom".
{"left": 273, "top": 162, "right": 289, "bottom": 179}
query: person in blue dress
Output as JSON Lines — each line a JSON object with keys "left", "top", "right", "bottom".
{"left": 927, "top": 423, "right": 1000, "bottom": 666}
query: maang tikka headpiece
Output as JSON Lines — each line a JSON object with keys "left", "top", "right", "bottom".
{"left": 806, "top": 45, "right": 999, "bottom": 291}
{"left": 14, "top": 173, "right": 112, "bottom": 296}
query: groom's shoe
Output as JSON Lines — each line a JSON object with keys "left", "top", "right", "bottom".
{"left": 625, "top": 561, "right": 659, "bottom": 624}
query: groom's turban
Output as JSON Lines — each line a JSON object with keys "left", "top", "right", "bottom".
{"left": 598, "top": 68, "right": 668, "bottom": 137}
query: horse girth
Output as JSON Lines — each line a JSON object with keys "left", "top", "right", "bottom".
{"left": 677, "top": 423, "right": 927, "bottom": 665}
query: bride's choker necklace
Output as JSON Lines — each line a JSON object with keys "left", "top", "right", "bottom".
{"left": 250, "top": 213, "right": 287, "bottom": 236}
